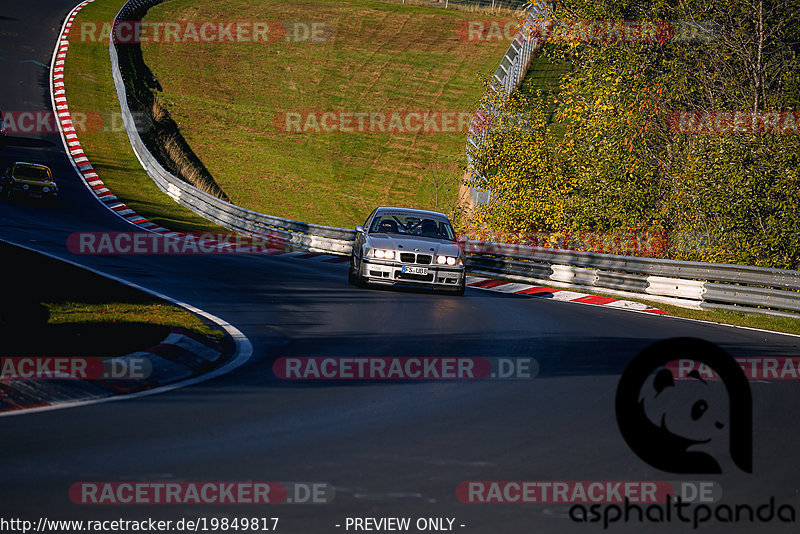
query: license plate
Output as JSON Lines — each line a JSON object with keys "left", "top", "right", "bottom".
{"left": 29, "top": 193, "right": 42, "bottom": 198}
{"left": 402, "top": 266, "right": 428, "bottom": 275}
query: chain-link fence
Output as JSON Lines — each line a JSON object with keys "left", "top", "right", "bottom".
{"left": 397, "top": 0, "right": 529, "bottom": 9}
{"left": 465, "top": 1, "right": 549, "bottom": 205}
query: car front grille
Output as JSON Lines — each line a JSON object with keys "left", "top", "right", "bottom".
{"left": 14, "top": 183, "right": 44, "bottom": 192}
{"left": 399, "top": 253, "right": 433, "bottom": 265}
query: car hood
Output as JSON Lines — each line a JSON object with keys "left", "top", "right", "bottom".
{"left": 11, "top": 177, "right": 57, "bottom": 187}
{"left": 366, "top": 234, "right": 461, "bottom": 256}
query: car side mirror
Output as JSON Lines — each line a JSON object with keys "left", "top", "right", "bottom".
{"left": 355, "top": 225, "right": 365, "bottom": 234}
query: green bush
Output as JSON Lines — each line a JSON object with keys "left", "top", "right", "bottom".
{"left": 469, "top": 0, "right": 800, "bottom": 268}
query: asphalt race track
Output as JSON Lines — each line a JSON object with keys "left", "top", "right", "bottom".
{"left": 1, "top": 2, "right": 799, "bottom": 533}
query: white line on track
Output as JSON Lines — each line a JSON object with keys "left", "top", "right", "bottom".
{"left": 0, "top": 239, "right": 253, "bottom": 418}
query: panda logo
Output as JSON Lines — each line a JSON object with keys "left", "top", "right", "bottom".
{"left": 616, "top": 338, "right": 752, "bottom": 474}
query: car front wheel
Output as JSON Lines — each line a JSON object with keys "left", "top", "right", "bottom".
{"left": 453, "top": 276, "right": 466, "bottom": 296}
{"left": 347, "top": 257, "right": 357, "bottom": 285}
{"left": 348, "top": 255, "right": 364, "bottom": 287}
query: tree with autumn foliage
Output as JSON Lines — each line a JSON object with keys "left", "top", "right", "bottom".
{"left": 468, "top": 0, "right": 800, "bottom": 268}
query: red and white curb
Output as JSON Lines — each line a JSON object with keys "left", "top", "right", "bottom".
{"left": 0, "top": 328, "right": 225, "bottom": 413}
{"left": 52, "top": 0, "right": 175, "bottom": 236}
{"left": 277, "top": 255, "right": 668, "bottom": 313}
{"left": 466, "top": 276, "right": 667, "bottom": 314}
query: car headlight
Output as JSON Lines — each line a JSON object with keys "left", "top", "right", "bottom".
{"left": 22, "top": 184, "right": 29, "bottom": 190}
{"left": 373, "top": 249, "right": 395, "bottom": 260}
{"left": 447, "top": 256, "right": 456, "bottom": 266}
{"left": 43, "top": 187, "right": 49, "bottom": 193}
{"left": 437, "top": 255, "right": 458, "bottom": 265}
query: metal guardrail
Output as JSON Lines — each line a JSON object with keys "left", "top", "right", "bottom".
{"left": 108, "top": 0, "right": 800, "bottom": 317}
{"left": 401, "top": 0, "right": 530, "bottom": 7}
{"left": 462, "top": 240, "right": 800, "bottom": 316}
{"left": 463, "top": 241, "right": 800, "bottom": 289}
{"left": 465, "top": 1, "right": 549, "bottom": 206}
{"left": 443, "top": 0, "right": 529, "bottom": 8}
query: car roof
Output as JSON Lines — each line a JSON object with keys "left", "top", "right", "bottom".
{"left": 374, "top": 206, "right": 450, "bottom": 220}
{"left": 12, "top": 162, "right": 51, "bottom": 171}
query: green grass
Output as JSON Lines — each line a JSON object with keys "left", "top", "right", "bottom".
{"left": 64, "top": 0, "right": 226, "bottom": 233}
{"left": 517, "top": 46, "right": 572, "bottom": 137}
{"left": 654, "top": 303, "right": 800, "bottom": 336}
{"left": 0, "top": 243, "right": 224, "bottom": 358}
{"left": 567, "top": 285, "right": 800, "bottom": 335}
{"left": 521, "top": 48, "right": 571, "bottom": 95}
{"left": 48, "top": 301, "right": 223, "bottom": 340}
{"left": 140, "top": 0, "right": 515, "bottom": 228}
{"left": 0, "top": 301, "right": 223, "bottom": 358}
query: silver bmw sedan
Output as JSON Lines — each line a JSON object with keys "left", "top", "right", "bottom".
{"left": 348, "top": 207, "right": 466, "bottom": 295}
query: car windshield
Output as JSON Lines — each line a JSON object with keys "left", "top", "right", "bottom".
{"left": 14, "top": 165, "right": 51, "bottom": 181}
{"left": 369, "top": 213, "right": 455, "bottom": 241}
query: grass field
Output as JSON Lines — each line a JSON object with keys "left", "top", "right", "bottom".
{"left": 0, "top": 243, "right": 223, "bottom": 358}
{"left": 140, "top": 0, "right": 516, "bottom": 228}
{"left": 519, "top": 47, "right": 571, "bottom": 135}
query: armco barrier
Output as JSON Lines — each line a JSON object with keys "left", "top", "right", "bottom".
{"left": 462, "top": 240, "right": 800, "bottom": 317}
{"left": 106, "top": 0, "right": 800, "bottom": 318}
{"left": 463, "top": 241, "right": 800, "bottom": 288}
{"left": 428, "top": 0, "right": 531, "bottom": 8}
